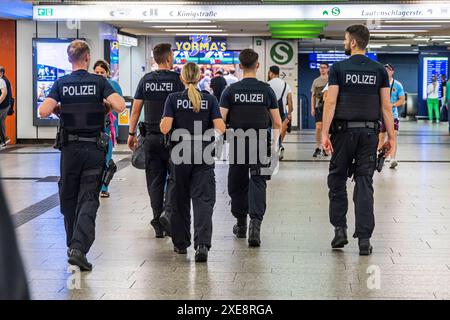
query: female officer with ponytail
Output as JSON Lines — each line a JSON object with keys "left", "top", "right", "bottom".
{"left": 160, "top": 62, "right": 225, "bottom": 262}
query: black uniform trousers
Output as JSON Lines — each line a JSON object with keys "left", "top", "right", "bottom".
{"left": 228, "top": 164, "right": 267, "bottom": 221}
{"left": 59, "top": 142, "right": 105, "bottom": 253}
{"left": 169, "top": 162, "right": 216, "bottom": 250}
{"left": 144, "top": 133, "right": 171, "bottom": 223}
{"left": 328, "top": 127, "right": 378, "bottom": 239}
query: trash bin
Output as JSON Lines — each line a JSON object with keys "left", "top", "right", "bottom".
{"left": 116, "top": 97, "right": 133, "bottom": 144}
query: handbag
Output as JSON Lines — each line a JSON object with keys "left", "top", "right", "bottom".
{"left": 7, "top": 98, "right": 14, "bottom": 116}
{"left": 131, "top": 135, "right": 146, "bottom": 169}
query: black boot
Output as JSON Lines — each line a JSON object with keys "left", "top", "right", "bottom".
{"left": 174, "top": 246, "right": 187, "bottom": 254}
{"left": 195, "top": 245, "right": 209, "bottom": 262}
{"left": 248, "top": 219, "right": 262, "bottom": 247}
{"left": 68, "top": 249, "right": 92, "bottom": 271}
{"left": 159, "top": 211, "right": 172, "bottom": 237}
{"left": 331, "top": 227, "right": 348, "bottom": 249}
{"left": 359, "top": 238, "right": 373, "bottom": 256}
{"left": 150, "top": 219, "right": 165, "bottom": 238}
{"left": 233, "top": 216, "right": 247, "bottom": 238}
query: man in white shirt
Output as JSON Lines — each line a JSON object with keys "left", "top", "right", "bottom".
{"left": 268, "top": 66, "right": 293, "bottom": 160}
{"left": 427, "top": 75, "right": 440, "bottom": 123}
{"left": 198, "top": 70, "right": 212, "bottom": 93}
{"left": 224, "top": 68, "right": 239, "bottom": 86}
{"left": 0, "top": 66, "right": 11, "bottom": 149}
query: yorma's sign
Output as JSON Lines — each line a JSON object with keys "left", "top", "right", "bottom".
{"left": 175, "top": 36, "right": 227, "bottom": 56}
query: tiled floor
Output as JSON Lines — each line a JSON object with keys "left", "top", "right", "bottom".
{"left": 1, "top": 120, "right": 449, "bottom": 300}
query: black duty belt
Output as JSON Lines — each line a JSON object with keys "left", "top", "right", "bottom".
{"left": 346, "top": 121, "right": 378, "bottom": 129}
{"left": 67, "top": 134, "right": 97, "bottom": 143}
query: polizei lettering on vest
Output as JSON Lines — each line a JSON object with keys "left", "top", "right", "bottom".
{"left": 177, "top": 99, "right": 208, "bottom": 110}
{"left": 145, "top": 82, "right": 174, "bottom": 92}
{"left": 62, "top": 85, "right": 97, "bottom": 96}
{"left": 345, "top": 73, "right": 377, "bottom": 85}
{"left": 234, "top": 93, "right": 264, "bottom": 103}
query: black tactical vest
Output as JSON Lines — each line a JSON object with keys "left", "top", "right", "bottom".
{"left": 334, "top": 55, "right": 383, "bottom": 121}
{"left": 227, "top": 81, "right": 271, "bottom": 130}
{"left": 143, "top": 71, "right": 181, "bottom": 133}
{"left": 173, "top": 92, "right": 212, "bottom": 135}
{"left": 60, "top": 102, "right": 105, "bottom": 136}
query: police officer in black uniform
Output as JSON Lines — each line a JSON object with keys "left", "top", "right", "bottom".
{"left": 39, "top": 40, "right": 125, "bottom": 270}
{"left": 128, "top": 43, "right": 184, "bottom": 238}
{"left": 321, "top": 25, "right": 396, "bottom": 256}
{"left": 220, "top": 49, "right": 282, "bottom": 247}
{"left": 160, "top": 62, "right": 225, "bottom": 262}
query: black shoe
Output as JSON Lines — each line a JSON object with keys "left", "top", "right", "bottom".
{"left": 195, "top": 245, "right": 208, "bottom": 262}
{"left": 151, "top": 220, "right": 165, "bottom": 238}
{"left": 174, "top": 246, "right": 187, "bottom": 254}
{"left": 279, "top": 146, "right": 285, "bottom": 161}
{"left": 322, "top": 149, "right": 329, "bottom": 157}
{"left": 68, "top": 249, "right": 92, "bottom": 271}
{"left": 248, "top": 219, "right": 262, "bottom": 247}
{"left": 359, "top": 238, "right": 373, "bottom": 256}
{"left": 233, "top": 216, "right": 247, "bottom": 238}
{"left": 159, "top": 211, "right": 172, "bottom": 237}
{"left": 313, "top": 148, "right": 321, "bottom": 158}
{"left": 331, "top": 227, "right": 348, "bottom": 249}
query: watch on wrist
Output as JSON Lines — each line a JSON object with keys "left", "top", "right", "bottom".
{"left": 128, "top": 132, "right": 136, "bottom": 136}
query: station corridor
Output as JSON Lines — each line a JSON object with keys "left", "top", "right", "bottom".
{"left": 1, "top": 121, "right": 449, "bottom": 300}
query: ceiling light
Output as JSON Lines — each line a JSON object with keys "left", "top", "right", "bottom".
{"left": 431, "top": 38, "right": 450, "bottom": 41}
{"left": 150, "top": 25, "right": 218, "bottom": 28}
{"left": 371, "top": 30, "right": 429, "bottom": 33}
{"left": 144, "top": 20, "right": 211, "bottom": 23}
{"left": 175, "top": 33, "right": 229, "bottom": 36}
{"left": 389, "top": 44, "right": 412, "bottom": 47}
{"left": 165, "top": 29, "right": 224, "bottom": 32}
{"left": 377, "top": 25, "right": 442, "bottom": 28}
{"left": 371, "top": 33, "right": 415, "bottom": 37}
{"left": 414, "top": 38, "right": 430, "bottom": 41}
{"left": 430, "top": 36, "right": 450, "bottom": 38}
{"left": 385, "top": 20, "right": 450, "bottom": 23}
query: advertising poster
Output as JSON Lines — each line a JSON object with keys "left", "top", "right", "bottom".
{"left": 33, "top": 39, "right": 73, "bottom": 126}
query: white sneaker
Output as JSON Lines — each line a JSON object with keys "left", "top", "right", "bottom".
{"left": 390, "top": 160, "right": 398, "bottom": 169}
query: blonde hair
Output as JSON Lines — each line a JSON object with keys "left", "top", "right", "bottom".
{"left": 181, "top": 62, "right": 202, "bottom": 113}
{"left": 67, "top": 40, "right": 90, "bottom": 63}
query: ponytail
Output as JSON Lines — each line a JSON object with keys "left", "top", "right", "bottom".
{"left": 187, "top": 83, "right": 202, "bottom": 113}
{"left": 181, "top": 62, "right": 202, "bottom": 113}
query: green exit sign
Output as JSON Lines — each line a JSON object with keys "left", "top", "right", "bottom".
{"left": 38, "top": 8, "right": 53, "bottom": 17}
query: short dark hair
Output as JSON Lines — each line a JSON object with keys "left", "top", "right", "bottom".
{"left": 153, "top": 43, "right": 172, "bottom": 64}
{"left": 269, "top": 65, "right": 280, "bottom": 75}
{"left": 216, "top": 70, "right": 223, "bottom": 76}
{"left": 239, "top": 49, "right": 259, "bottom": 69}
{"left": 319, "top": 62, "right": 329, "bottom": 68}
{"left": 0, "top": 66, "right": 4, "bottom": 74}
{"left": 93, "top": 59, "right": 110, "bottom": 74}
{"left": 345, "top": 24, "right": 370, "bottom": 50}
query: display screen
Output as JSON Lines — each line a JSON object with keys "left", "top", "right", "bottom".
{"left": 422, "top": 57, "right": 448, "bottom": 100}
{"left": 173, "top": 50, "right": 199, "bottom": 64}
{"left": 198, "top": 51, "right": 234, "bottom": 65}
{"left": 110, "top": 40, "right": 120, "bottom": 82}
{"left": 174, "top": 50, "right": 239, "bottom": 65}
{"left": 33, "top": 39, "right": 73, "bottom": 126}
{"left": 308, "top": 52, "right": 378, "bottom": 69}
